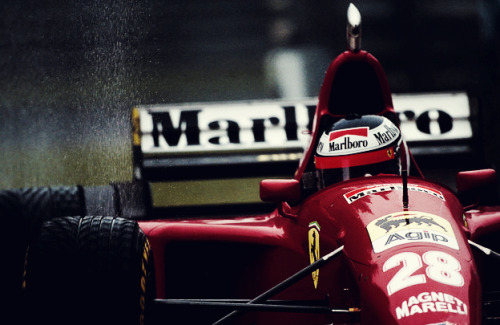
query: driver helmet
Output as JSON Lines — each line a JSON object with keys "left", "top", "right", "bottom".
{"left": 314, "top": 114, "right": 401, "bottom": 188}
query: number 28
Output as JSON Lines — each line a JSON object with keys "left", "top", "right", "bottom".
{"left": 383, "top": 250, "right": 464, "bottom": 295}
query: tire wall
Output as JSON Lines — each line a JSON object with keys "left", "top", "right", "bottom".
{"left": 0, "top": 186, "right": 85, "bottom": 320}
{"left": 0, "top": 186, "right": 154, "bottom": 324}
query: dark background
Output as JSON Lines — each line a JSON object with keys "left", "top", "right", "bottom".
{"left": 1, "top": 0, "right": 500, "bottom": 189}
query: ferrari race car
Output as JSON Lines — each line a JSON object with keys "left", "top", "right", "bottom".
{"left": 5, "top": 3, "right": 500, "bottom": 325}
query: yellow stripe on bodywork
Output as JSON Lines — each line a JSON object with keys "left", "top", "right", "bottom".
{"left": 132, "top": 107, "right": 141, "bottom": 146}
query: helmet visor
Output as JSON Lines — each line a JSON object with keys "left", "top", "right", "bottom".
{"left": 317, "top": 156, "right": 401, "bottom": 188}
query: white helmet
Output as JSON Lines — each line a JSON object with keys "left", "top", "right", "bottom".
{"left": 314, "top": 115, "right": 402, "bottom": 188}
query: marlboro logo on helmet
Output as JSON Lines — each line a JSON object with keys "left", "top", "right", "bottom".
{"left": 316, "top": 117, "right": 400, "bottom": 157}
{"left": 314, "top": 115, "right": 402, "bottom": 188}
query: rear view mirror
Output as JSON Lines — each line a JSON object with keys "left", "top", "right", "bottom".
{"left": 456, "top": 169, "right": 498, "bottom": 206}
{"left": 260, "top": 179, "right": 301, "bottom": 202}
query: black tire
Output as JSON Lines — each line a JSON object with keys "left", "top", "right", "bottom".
{"left": 23, "top": 216, "right": 154, "bottom": 325}
{"left": 0, "top": 186, "right": 84, "bottom": 319}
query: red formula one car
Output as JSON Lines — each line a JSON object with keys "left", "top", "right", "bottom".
{"left": 7, "top": 4, "right": 500, "bottom": 325}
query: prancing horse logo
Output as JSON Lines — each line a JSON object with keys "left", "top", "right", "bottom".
{"left": 308, "top": 222, "right": 320, "bottom": 289}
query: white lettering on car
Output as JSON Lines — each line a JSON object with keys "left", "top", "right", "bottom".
{"left": 383, "top": 250, "right": 464, "bottom": 296}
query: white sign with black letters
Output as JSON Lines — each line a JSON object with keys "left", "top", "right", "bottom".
{"left": 136, "top": 92, "right": 472, "bottom": 156}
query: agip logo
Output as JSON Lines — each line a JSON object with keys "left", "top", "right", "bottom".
{"left": 366, "top": 211, "right": 458, "bottom": 253}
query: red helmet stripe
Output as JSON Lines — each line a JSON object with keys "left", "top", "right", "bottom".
{"left": 315, "top": 147, "right": 395, "bottom": 169}
{"left": 329, "top": 127, "right": 369, "bottom": 141}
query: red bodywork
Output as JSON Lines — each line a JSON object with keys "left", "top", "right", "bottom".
{"left": 138, "top": 49, "right": 500, "bottom": 324}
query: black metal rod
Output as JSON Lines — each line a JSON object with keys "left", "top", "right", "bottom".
{"left": 402, "top": 169, "right": 409, "bottom": 209}
{"left": 469, "top": 240, "right": 500, "bottom": 259}
{"left": 212, "top": 245, "right": 344, "bottom": 325}
{"left": 156, "top": 298, "right": 325, "bottom": 305}
{"left": 155, "top": 299, "right": 355, "bottom": 314}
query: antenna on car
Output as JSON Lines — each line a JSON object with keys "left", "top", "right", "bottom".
{"left": 400, "top": 144, "right": 410, "bottom": 210}
{"left": 347, "top": 3, "right": 361, "bottom": 52}
{"left": 402, "top": 169, "right": 409, "bottom": 210}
